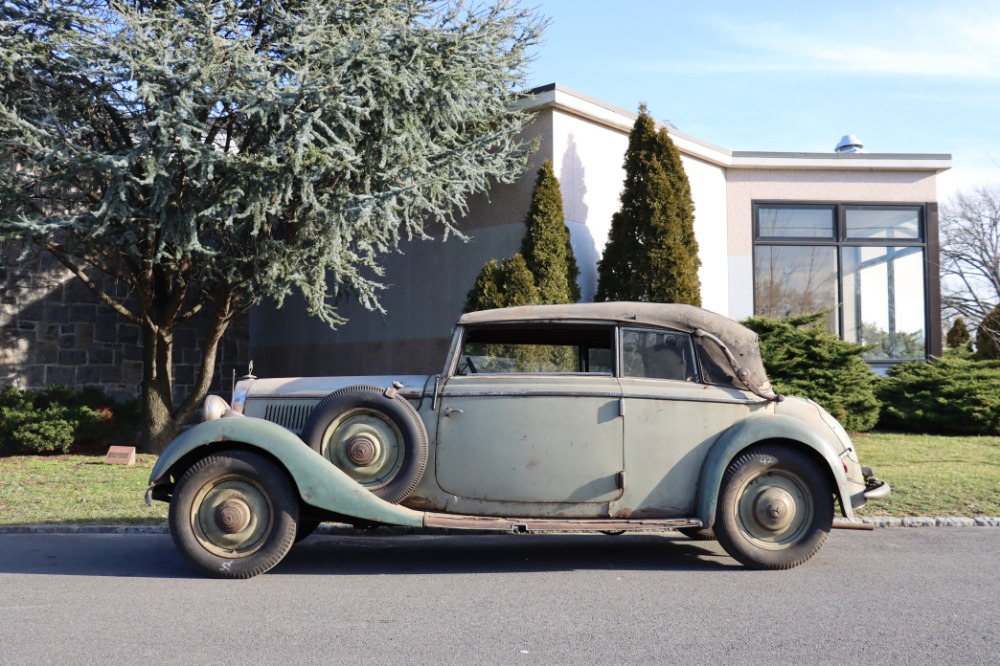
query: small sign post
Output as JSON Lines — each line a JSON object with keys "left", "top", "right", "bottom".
{"left": 104, "top": 446, "right": 136, "bottom": 465}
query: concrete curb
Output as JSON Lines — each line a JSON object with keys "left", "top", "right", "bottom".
{"left": 2, "top": 518, "right": 1000, "bottom": 535}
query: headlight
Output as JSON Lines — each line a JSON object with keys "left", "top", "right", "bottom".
{"left": 203, "top": 395, "right": 230, "bottom": 420}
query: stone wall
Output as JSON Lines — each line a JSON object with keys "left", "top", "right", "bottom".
{"left": 0, "top": 243, "right": 249, "bottom": 403}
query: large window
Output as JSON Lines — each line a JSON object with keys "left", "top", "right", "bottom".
{"left": 754, "top": 203, "right": 929, "bottom": 361}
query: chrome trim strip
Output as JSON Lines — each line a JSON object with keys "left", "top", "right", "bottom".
{"left": 440, "top": 390, "right": 758, "bottom": 405}
{"left": 442, "top": 391, "right": 622, "bottom": 399}
{"left": 622, "top": 392, "right": 760, "bottom": 406}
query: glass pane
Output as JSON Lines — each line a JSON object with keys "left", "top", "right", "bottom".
{"left": 845, "top": 207, "right": 920, "bottom": 240}
{"left": 460, "top": 342, "right": 579, "bottom": 374}
{"left": 754, "top": 246, "right": 839, "bottom": 333}
{"left": 757, "top": 206, "right": 835, "bottom": 238}
{"left": 621, "top": 329, "right": 697, "bottom": 381}
{"left": 842, "top": 246, "right": 925, "bottom": 359}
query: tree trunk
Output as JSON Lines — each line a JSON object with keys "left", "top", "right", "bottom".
{"left": 141, "top": 324, "right": 176, "bottom": 454}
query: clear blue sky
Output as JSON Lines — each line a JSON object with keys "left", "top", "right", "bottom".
{"left": 525, "top": 0, "right": 1000, "bottom": 199}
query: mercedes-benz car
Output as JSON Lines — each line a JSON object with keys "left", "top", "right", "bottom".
{"left": 147, "top": 302, "right": 889, "bottom": 578}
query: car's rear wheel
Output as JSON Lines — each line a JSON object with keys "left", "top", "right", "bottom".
{"left": 714, "top": 444, "right": 832, "bottom": 570}
{"left": 169, "top": 450, "right": 299, "bottom": 579}
{"left": 301, "top": 385, "right": 428, "bottom": 503}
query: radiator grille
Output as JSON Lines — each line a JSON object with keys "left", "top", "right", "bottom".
{"left": 260, "top": 401, "right": 317, "bottom": 434}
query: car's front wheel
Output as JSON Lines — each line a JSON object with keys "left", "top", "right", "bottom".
{"left": 169, "top": 450, "right": 299, "bottom": 578}
{"left": 714, "top": 444, "right": 833, "bottom": 570}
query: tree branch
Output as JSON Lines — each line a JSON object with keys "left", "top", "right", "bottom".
{"left": 44, "top": 241, "right": 142, "bottom": 324}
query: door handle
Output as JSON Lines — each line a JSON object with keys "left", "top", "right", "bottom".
{"left": 444, "top": 407, "right": 464, "bottom": 417}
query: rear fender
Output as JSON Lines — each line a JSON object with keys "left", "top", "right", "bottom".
{"left": 148, "top": 417, "right": 423, "bottom": 528}
{"left": 695, "top": 414, "right": 853, "bottom": 528}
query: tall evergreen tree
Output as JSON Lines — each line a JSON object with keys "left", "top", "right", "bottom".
{"left": 0, "top": 0, "right": 543, "bottom": 451}
{"left": 596, "top": 105, "right": 701, "bottom": 305}
{"left": 521, "top": 160, "right": 580, "bottom": 303}
{"left": 464, "top": 254, "right": 539, "bottom": 312}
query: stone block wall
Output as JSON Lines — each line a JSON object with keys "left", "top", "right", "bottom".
{"left": 0, "top": 243, "right": 249, "bottom": 404}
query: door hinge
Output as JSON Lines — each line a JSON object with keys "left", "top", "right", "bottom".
{"left": 616, "top": 470, "right": 626, "bottom": 490}
{"left": 618, "top": 397, "right": 625, "bottom": 417}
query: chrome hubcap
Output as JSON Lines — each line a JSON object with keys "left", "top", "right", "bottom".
{"left": 346, "top": 434, "right": 380, "bottom": 467}
{"left": 216, "top": 498, "right": 252, "bottom": 534}
{"left": 752, "top": 487, "right": 796, "bottom": 532}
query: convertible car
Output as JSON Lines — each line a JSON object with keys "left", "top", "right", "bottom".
{"left": 147, "top": 302, "right": 889, "bottom": 577}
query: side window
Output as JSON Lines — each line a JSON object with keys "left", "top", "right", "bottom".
{"left": 621, "top": 329, "right": 698, "bottom": 382}
{"left": 457, "top": 325, "right": 614, "bottom": 375}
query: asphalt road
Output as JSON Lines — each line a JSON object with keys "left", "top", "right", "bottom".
{"left": 0, "top": 528, "right": 997, "bottom": 665}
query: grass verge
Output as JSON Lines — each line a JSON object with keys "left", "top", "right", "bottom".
{"left": 0, "top": 453, "right": 166, "bottom": 526}
{"left": 0, "top": 433, "right": 998, "bottom": 526}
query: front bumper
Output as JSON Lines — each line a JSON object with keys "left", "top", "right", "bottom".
{"left": 862, "top": 466, "right": 891, "bottom": 501}
{"left": 863, "top": 480, "right": 891, "bottom": 500}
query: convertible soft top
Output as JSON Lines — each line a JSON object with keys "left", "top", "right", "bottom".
{"left": 458, "top": 302, "right": 770, "bottom": 390}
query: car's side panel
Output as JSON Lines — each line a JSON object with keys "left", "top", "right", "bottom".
{"left": 614, "top": 378, "right": 766, "bottom": 518}
{"left": 434, "top": 375, "right": 623, "bottom": 514}
{"left": 694, "top": 413, "right": 856, "bottom": 528}
{"left": 149, "top": 417, "right": 424, "bottom": 527}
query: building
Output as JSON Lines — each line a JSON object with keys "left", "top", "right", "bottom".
{"left": 250, "top": 84, "right": 949, "bottom": 377}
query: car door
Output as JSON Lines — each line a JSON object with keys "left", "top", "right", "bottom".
{"left": 434, "top": 324, "right": 624, "bottom": 516}
{"left": 614, "top": 327, "right": 763, "bottom": 518}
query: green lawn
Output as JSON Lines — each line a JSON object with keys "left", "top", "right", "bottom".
{"left": 0, "top": 453, "right": 166, "bottom": 526}
{"left": 852, "top": 432, "right": 1000, "bottom": 517}
{"left": 0, "top": 432, "right": 998, "bottom": 526}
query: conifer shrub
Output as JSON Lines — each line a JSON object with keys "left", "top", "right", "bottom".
{"left": 877, "top": 356, "right": 1000, "bottom": 435}
{"left": 521, "top": 160, "right": 580, "bottom": 304}
{"left": 742, "top": 313, "right": 881, "bottom": 432}
{"left": 0, "top": 385, "right": 139, "bottom": 456}
{"left": 974, "top": 304, "right": 1000, "bottom": 360}
{"left": 945, "top": 317, "right": 971, "bottom": 350}
{"left": 464, "top": 254, "right": 540, "bottom": 312}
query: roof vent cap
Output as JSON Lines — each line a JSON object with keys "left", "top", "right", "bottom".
{"left": 835, "top": 134, "right": 865, "bottom": 153}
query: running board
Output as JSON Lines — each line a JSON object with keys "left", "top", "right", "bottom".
{"left": 422, "top": 513, "right": 703, "bottom": 533}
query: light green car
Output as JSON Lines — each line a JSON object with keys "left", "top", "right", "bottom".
{"left": 147, "top": 302, "right": 889, "bottom": 578}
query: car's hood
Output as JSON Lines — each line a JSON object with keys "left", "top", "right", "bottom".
{"left": 241, "top": 375, "right": 435, "bottom": 400}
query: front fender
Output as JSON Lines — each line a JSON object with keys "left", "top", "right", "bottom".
{"left": 695, "top": 414, "right": 853, "bottom": 528}
{"left": 148, "top": 417, "right": 423, "bottom": 528}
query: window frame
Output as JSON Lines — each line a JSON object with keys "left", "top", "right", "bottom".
{"left": 752, "top": 201, "right": 941, "bottom": 364}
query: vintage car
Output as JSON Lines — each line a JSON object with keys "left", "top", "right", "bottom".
{"left": 147, "top": 302, "right": 889, "bottom": 578}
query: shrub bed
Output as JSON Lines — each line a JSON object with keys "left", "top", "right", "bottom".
{"left": 0, "top": 385, "right": 139, "bottom": 456}
{"left": 743, "top": 313, "right": 881, "bottom": 432}
{"left": 877, "top": 355, "right": 1000, "bottom": 435}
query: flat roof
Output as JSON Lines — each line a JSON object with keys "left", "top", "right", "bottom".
{"left": 520, "top": 83, "right": 951, "bottom": 173}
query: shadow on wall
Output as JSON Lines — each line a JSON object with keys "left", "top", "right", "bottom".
{"left": 560, "top": 135, "right": 598, "bottom": 301}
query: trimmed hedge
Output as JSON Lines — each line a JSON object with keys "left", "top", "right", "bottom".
{"left": 877, "top": 355, "right": 1000, "bottom": 435}
{"left": 743, "top": 313, "right": 881, "bottom": 432}
{"left": 0, "top": 385, "right": 139, "bottom": 456}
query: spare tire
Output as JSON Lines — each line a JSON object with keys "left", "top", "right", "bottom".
{"left": 300, "top": 385, "right": 428, "bottom": 503}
